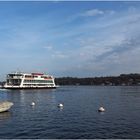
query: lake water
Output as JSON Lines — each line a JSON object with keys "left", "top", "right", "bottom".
{"left": 0, "top": 86, "right": 140, "bottom": 139}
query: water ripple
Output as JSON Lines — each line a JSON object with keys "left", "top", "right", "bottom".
{"left": 0, "top": 86, "right": 140, "bottom": 138}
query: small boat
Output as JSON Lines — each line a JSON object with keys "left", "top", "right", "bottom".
{"left": 0, "top": 101, "right": 14, "bottom": 113}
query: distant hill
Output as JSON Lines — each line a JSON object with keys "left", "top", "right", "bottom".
{"left": 55, "top": 73, "right": 140, "bottom": 86}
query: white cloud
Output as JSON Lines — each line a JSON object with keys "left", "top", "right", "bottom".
{"left": 67, "top": 8, "right": 116, "bottom": 24}
{"left": 43, "top": 45, "right": 53, "bottom": 50}
{"left": 81, "top": 9, "right": 104, "bottom": 17}
{"left": 51, "top": 51, "right": 68, "bottom": 59}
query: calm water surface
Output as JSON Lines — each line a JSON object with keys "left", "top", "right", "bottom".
{"left": 0, "top": 86, "right": 140, "bottom": 139}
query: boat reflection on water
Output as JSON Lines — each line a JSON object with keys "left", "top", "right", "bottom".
{"left": 0, "top": 111, "right": 11, "bottom": 121}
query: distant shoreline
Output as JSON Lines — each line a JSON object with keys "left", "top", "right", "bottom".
{"left": 55, "top": 73, "right": 140, "bottom": 86}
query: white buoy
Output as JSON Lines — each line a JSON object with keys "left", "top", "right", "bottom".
{"left": 98, "top": 107, "right": 105, "bottom": 112}
{"left": 58, "top": 103, "right": 63, "bottom": 108}
{"left": 31, "top": 102, "right": 35, "bottom": 106}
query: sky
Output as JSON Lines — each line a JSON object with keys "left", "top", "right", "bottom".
{"left": 0, "top": 1, "right": 140, "bottom": 79}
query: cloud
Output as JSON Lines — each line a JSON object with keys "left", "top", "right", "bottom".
{"left": 43, "top": 45, "right": 53, "bottom": 50}
{"left": 81, "top": 9, "right": 104, "bottom": 17}
{"left": 54, "top": 7, "right": 140, "bottom": 76}
{"left": 51, "top": 51, "right": 68, "bottom": 59}
{"left": 66, "top": 8, "right": 115, "bottom": 23}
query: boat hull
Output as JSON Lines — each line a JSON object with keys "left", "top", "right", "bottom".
{"left": 0, "top": 101, "right": 13, "bottom": 113}
{"left": 4, "top": 86, "right": 57, "bottom": 90}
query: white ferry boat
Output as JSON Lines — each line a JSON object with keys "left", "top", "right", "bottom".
{"left": 4, "top": 72, "right": 56, "bottom": 89}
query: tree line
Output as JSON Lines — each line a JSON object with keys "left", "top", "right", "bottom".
{"left": 55, "top": 73, "right": 140, "bottom": 86}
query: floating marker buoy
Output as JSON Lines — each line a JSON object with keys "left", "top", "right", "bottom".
{"left": 31, "top": 102, "right": 35, "bottom": 106}
{"left": 98, "top": 107, "right": 105, "bottom": 112}
{"left": 58, "top": 103, "right": 63, "bottom": 108}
